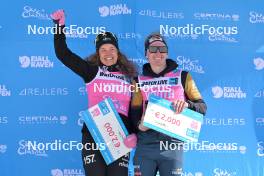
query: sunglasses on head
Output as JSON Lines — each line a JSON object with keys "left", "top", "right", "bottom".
{"left": 94, "top": 32, "right": 118, "bottom": 43}
{"left": 148, "top": 46, "right": 168, "bottom": 53}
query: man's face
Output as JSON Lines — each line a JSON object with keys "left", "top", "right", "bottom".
{"left": 146, "top": 41, "right": 168, "bottom": 68}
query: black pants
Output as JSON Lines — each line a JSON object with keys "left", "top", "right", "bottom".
{"left": 81, "top": 127, "right": 130, "bottom": 176}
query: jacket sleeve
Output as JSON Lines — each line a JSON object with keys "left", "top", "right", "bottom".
{"left": 181, "top": 71, "right": 207, "bottom": 115}
{"left": 54, "top": 24, "right": 98, "bottom": 82}
{"left": 128, "top": 79, "right": 143, "bottom": 133}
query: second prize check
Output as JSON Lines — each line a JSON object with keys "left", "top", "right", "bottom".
{"left": 143, "top": 94, "right": 203, "bottom": 142}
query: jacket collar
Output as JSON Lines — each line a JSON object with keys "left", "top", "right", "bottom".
{"left": 142, "top": 59, "right": 178, "bottom": 77}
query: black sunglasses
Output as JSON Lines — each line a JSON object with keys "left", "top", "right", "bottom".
{"left": 148, "top": 46, "right": 168, "bottom": 53}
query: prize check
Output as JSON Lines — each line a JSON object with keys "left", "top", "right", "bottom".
{"left": 81, "top": 98, "right": 131, "bottom": 165}
{"left": 143, "top": 94, "right": 203, "bottom": 142}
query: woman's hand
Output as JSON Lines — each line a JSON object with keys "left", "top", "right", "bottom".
{"left": 50, "top": 9, "right": 65, "bottom": 25}
{"left": 123, "top": 133, "right": 137, "bottom": 148}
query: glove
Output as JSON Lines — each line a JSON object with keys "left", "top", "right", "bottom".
{"left": 50, "top": 9, "right": 65, "bottom": 25}
{"left": 123, "top": 133, "right": 137, "bottom": 148}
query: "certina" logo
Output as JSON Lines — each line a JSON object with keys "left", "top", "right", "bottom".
{"left": 18, "top": 115, "right": 67, "bottom": 125}
{"left": 212, "top": 86, "right": 246, "bottom": 99}
{"left": 194, "top": 12, "right": 239, "bottom": 21}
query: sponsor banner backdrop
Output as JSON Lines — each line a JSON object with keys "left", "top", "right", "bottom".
{"left": 0, "top": 1, "right": 263, "bottom": 176}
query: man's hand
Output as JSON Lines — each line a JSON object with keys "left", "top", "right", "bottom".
{"left": 172, "top": 100, "right": 189, "bottom": 114}
{"left": 138, "top": 112, "right": 150, "bottom": 132}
